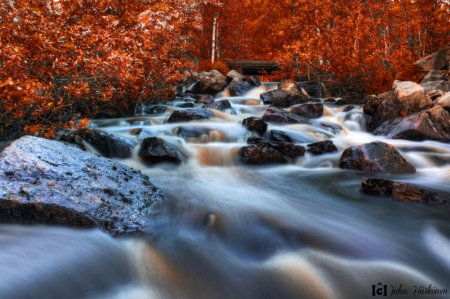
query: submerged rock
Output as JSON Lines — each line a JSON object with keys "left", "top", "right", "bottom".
{"left": 307, "top": 140, "right": 338, "bottom": 155}
{"left": 270, "top": 130, "right": 292, "bottom": 142}
{"left": 204, "top": 99, "right": 232, "bottom": 111}
{"left": 138, "top": 137, "right": 182, "bottom": 164}
{"left": 84, "top": 130, "right": 135, "bottom": 158}
{"left": 146, "top": 105, "right": 166, "bottom": 115}
{"left": 192, "top": 94, "right": 214, "bottom": 104}
{"left": 166, "top": 109, "right": 215, "bottom": 123}
{"left": 262, "top": 108, "right": 310, "bottom": 125}
{"left": 362, "top": 178, "right": 450, "bottom": 204}
{"left": 338, "top": 141, "right": 416, "bottom": 174}
{"left": 0, "top": 136, "right": 167, "bottom": 235}
{"left": 242, "top": 117, "right": 268, "bottom": 136}
{"left": 290, "top": 103, "right": 323, "bottom": 119}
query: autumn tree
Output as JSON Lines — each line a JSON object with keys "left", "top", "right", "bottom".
{"left": 0, "top": 0, "right": 205, "bottom": 140}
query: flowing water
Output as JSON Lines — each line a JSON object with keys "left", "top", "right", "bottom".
{"left": 2, "top": 84, "right": 450, "bottom": 299}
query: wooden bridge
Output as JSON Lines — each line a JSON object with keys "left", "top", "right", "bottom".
{"left": 225, "top": 61, "right": 280, "bottom": 75}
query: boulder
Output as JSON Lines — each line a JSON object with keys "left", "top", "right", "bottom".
{"left": 192, "top": 94, "right": 214, "bottom": 104}
{"left": 146, "top": 105, "right": 166, "bottom": 115}
{"left": 260, "top": 89, "right": 308, "bottom": 107}
{"left": 362, "top": 178, "right": 450, "bottom": 204}
{"left": 297, "top": 81, "right": 329, "bottom": 98}
{"left": 226, "top": 70, "right": 246, "bottom": 84}
{"left": 278, "top": 79, "right": 298, "bottom": 92}
{"left": 138, "top": 137, "right": 182, "bottom": 164}
{"left": 421, "top": 80, "right": 450, "bottom": 93}
{"left": 421, "top": 69, "right": 447, "bottom": 84}
{"left": 247, "top": 137, "right": 305, "bottom": 158}
{"left": 197, "top": 70, "right": 227, "bottom": 95}
{"left": 372, "top": 106, "right": 450, "bottom": 141}
{"left": 84, "top": 130, "right": 135, "bottom": 158}
{"left": 247, "top": 75, "right": 261, "bottom": 87}
{"left": 166, "top": 109, "right": 215, "bottom": 123}
{"left": 0, "top": 136, "right": 167, "bottom": 236}
{"left": 204, "top": 99, "right": 232, "bottom": 111}
{"left": 229, "top": 79, "right": 253, "bottom": 96}
{"left": 242, "top": 117, "right": 268, "bottom": 136}
{"left": 238, "top": 145, "right": 286, "bottom": 164}
{"left": 270, "top": 130, "right": 292, "bottom": 142}
{"left": 338, "top": 141, "right": 416, "bottom": 174}
{"left": 414, "top": 48, "right": 449, "bottom": 80}
{"left": 262, "top": 108, "right": 310, "bottom": 125}
{"left": 290, "top": 103, "right": 323, "bottom": 119}
{"left": 368, "top": 82, "right": 432, "bottom": 131}
{"left": 307, "top": 140, "right": 338, "bottom": 155}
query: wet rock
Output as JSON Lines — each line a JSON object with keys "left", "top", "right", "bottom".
{"left": 146, "top": 105, "right": 166, "bottom": 115}
{"left": 372, "top": 106, "right": 450, "bottom": 141}
{"left": 226, "top": 70, "right": 246, "bottom": 84}
{"left": 270, "top": 130, "right": 292, "bottom": 142}
{"left": 173, "top": 102, "right": 195, "bottom": 108}
{"left": 138, "top": 137, "right": 182, "bottom": 164}
{"left": 368, "top": 82, "right": 432, "bottom": 131}
{"left": 166, "top": 109, "right": 215, "bottom": 123}
{"left": 204, "top": 99, "right": 232, "bottom": 111}
{"left": 319, "top": 122, "right": 343, "bottom": 134}
{"left": 260, "top": 89, "right": 308, "bottom": 107}
{"left": 229, "top": 79, "right": 253, "bottom": 96}
{"left": 262, "top": 108, "right": 310, "bottom": 125}
{"left": 290, "top": 103, "right": 323, "bottom": 119}
{"left": 247, "top": 75, "right": 261, "bottom": 87}
{"left": 192, "top": 94, "right": 214, "bottom": 104}
{"left": 307, "top": 140, "right": 338, "bottom": 155}
{"left": 278, "top": 79, "right": 298, "bottom": 92}
{"left": 338, "top": 141, "right": 416, "bottom": 174}
{"left": 362, "top": 178, "right": 450, "bottom": 204}
{"left": 0, "top": 136, "right": 167, "bottom": 236}
{"left": 363, "top": 94, "right": 384, "bottom": 117}
{"left": 342, "top": 105, "right": 355, "bottom": 112}
{"left": 242, "top": 117, "right": 268, "bottom": 136}
{"left": 197, "top": 70, "right": 227, "bottom": 95}
{"left": 84, "top": 130, "right": 135, "bottom": 158}
{"left": 297, "top": 81, "right": 329, "bottom": 98}
{"left": 238, "top": 145, "right": 286, "bottom": 164}
{"left": 248, "top": 137, "right": 305, "bottom": 158}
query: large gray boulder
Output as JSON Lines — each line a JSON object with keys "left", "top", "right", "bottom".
{"left": 260, "top": 89, "right": 308, "bottom": 107}
{"left": 0, "top": 136, "right": 167, "bottom": 236}
{"left": 197, "top": 70, "right": 227, "bottom": 95}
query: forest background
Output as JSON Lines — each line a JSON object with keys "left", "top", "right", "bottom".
{"left": 0, "top": 0, "right": 449, "bottom": 139}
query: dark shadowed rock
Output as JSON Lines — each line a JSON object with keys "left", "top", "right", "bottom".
{"left": 226, "top": 70, "right": 246, "bottom": 84}
{"left": 166, "top": 109, "right": 215, "bottom": 123}
{"left": 297, "top": 81, "right": 329, "bottom": 98}
{"left": 84, "top": 130, "right": 135, "bottom": 158}
{"left": 260, "top": 89, "right": 308, "bottom": 107}
{"left": 247, "top": 75, "right": 261, "bottom": 87}
{"left": 362, "top": 178, "right": 450, "bottom": 204}
{"left": 146, "top": 105, "right": 166, "bottom": 115}
{"left": 193, "top": 94, "right": 214, "bottom": 104}
{"left": 172, "top": 102, "right": 195, "bottom": 108}
{"left": 270, "top": 130, "right": 292, "bottom": 142}
{"left": 242, "top": 117, "right": 268, "bottom": 136}
{"left": 240, "top": 137, "right": 305, "bottom": 164}
{"left": 368, "top": 82, "right": 432, "bottom": 131}
{"left": 342, "top": 105, "right": 355, "bottom": 112}
{"left": 229, "top": 79, "right": 253, "bottom": 96}
{"left": 372, "top": 106, "right": 450, "bottom": 141}
{"left": 262, "top": 108, "right": 310, "bottom": 125}
{"left": 238, "top": 145, "right": 286, "bottom": 164}
{"left": 204, "top": 99, "right": 232, "bottom": 111}
{"left": 338, "top": 141, "right": 416, "bottom": 174}
{"left": 0, "top": 136, "right": 167, "bottom": 236}
{"left": 197, "top": 70, "right": 227, "bottom": 95}
{"left": 138, "top": 137, "right": 182, "bottom": 164}
{"left": 290, "top": 103, "right": 323, "bottom": 119}
{"left": 307, "top": 140, "right": 338, "bottom": 155}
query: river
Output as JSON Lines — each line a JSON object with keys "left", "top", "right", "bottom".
{"left": 1, "top": 83, "right": 450, "bottom": 299}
